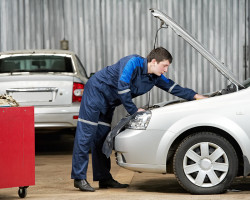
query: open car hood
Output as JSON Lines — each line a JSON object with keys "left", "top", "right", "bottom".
{"left": 150, "top": 9, "right": 244, "bottom": 89}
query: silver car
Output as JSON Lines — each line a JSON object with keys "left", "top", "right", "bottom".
{"left": 114, "top": 9, "right": 249, "bottom": 194}
{"left": 0, "top": 50, "right": 88, "bottom": 129}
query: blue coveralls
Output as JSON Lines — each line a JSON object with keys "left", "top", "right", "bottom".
{"left": 71, "top": 55, "right": 196, "bottom": 181}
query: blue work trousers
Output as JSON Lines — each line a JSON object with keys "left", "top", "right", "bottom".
{"left": 71, "top": 79, "right": 114, "bottom": 181}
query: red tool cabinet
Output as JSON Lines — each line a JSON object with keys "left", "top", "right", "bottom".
{"left": 0, "top": 107, "right": 35, "bottom": 198}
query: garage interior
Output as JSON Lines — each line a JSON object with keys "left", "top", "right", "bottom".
{"left": 1, "top": 0, "right": 250, "bottom": 199}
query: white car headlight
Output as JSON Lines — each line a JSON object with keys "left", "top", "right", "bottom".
{"left": 126, "top": 110, "right": 152, "bottom": 130}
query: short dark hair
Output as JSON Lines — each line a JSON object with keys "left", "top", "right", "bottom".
{"left": 147, "top": 47, "right": 173, "bottom": 63}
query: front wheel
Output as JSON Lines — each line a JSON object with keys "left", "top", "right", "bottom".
{"left": 173, "top": 132, "right": 238, "bottom": 194}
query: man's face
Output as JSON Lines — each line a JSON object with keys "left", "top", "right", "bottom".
{"left": 152, "top": 59, "right": 171, "bottom": 76}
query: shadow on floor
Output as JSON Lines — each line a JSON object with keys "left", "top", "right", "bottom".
{"left": 128, "top": 174, "right": 186, "bottom": 193}
{"left": 35, "top": 128, "right": 75, "bottom": 155}
{"left": 129, "top": 174, "right": 250, "bottom": 194}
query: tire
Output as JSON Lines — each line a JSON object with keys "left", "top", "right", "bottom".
{"left": 173, "top": 132, "right": 238, "bottom": 194}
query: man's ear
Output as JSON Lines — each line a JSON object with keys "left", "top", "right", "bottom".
{"left": 151, "top": 59, "right": 157, "bottom": 64}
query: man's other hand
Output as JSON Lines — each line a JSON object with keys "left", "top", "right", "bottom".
{"left": 194, "top": 94, "right": 208, "bottom": 100}
{"left": 138, "top": 108, "right": 146, "bottom": 112}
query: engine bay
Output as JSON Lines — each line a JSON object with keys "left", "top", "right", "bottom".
{"left": 150, "top": 83, "right": 246, "bottom": 109}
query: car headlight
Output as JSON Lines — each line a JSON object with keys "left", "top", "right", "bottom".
{"left": 126, "top": 110, "right": 152, "bottom": 130}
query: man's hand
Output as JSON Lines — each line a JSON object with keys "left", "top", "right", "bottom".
{"left": 194, "top": 94, "right": 208, "bottom": 100}
{"left": 137, "top": 108, "right": 146, "bottom": 112}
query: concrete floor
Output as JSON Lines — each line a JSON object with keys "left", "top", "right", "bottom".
{"left": 1, "top": 131, "right": 250, "bottom": 200}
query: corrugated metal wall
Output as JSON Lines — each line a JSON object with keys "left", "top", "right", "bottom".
{"left": 0, "top": 0, "right": 248, "bottom": 123}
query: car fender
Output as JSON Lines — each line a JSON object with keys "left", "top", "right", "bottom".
{"left": 155, "top": 114, "right": 250, "bottom": 166}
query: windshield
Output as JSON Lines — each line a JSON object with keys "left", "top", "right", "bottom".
{"left": 0, "top": 55, "right": 74, "bottom": 73}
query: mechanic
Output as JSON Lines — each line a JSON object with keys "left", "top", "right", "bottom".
{"left": 71, "top": 47, "right": 206, "bottom": 192}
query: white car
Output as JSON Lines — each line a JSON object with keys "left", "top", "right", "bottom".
{"left": 0, "top": 50, "right": 88, "bottom": 129}
{"left": 114, "top": 9, "right": 249, "bottom": 194}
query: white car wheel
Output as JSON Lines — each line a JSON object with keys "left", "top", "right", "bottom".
{"left": 173, "top": 132, "right": 238, "bottom": 194}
